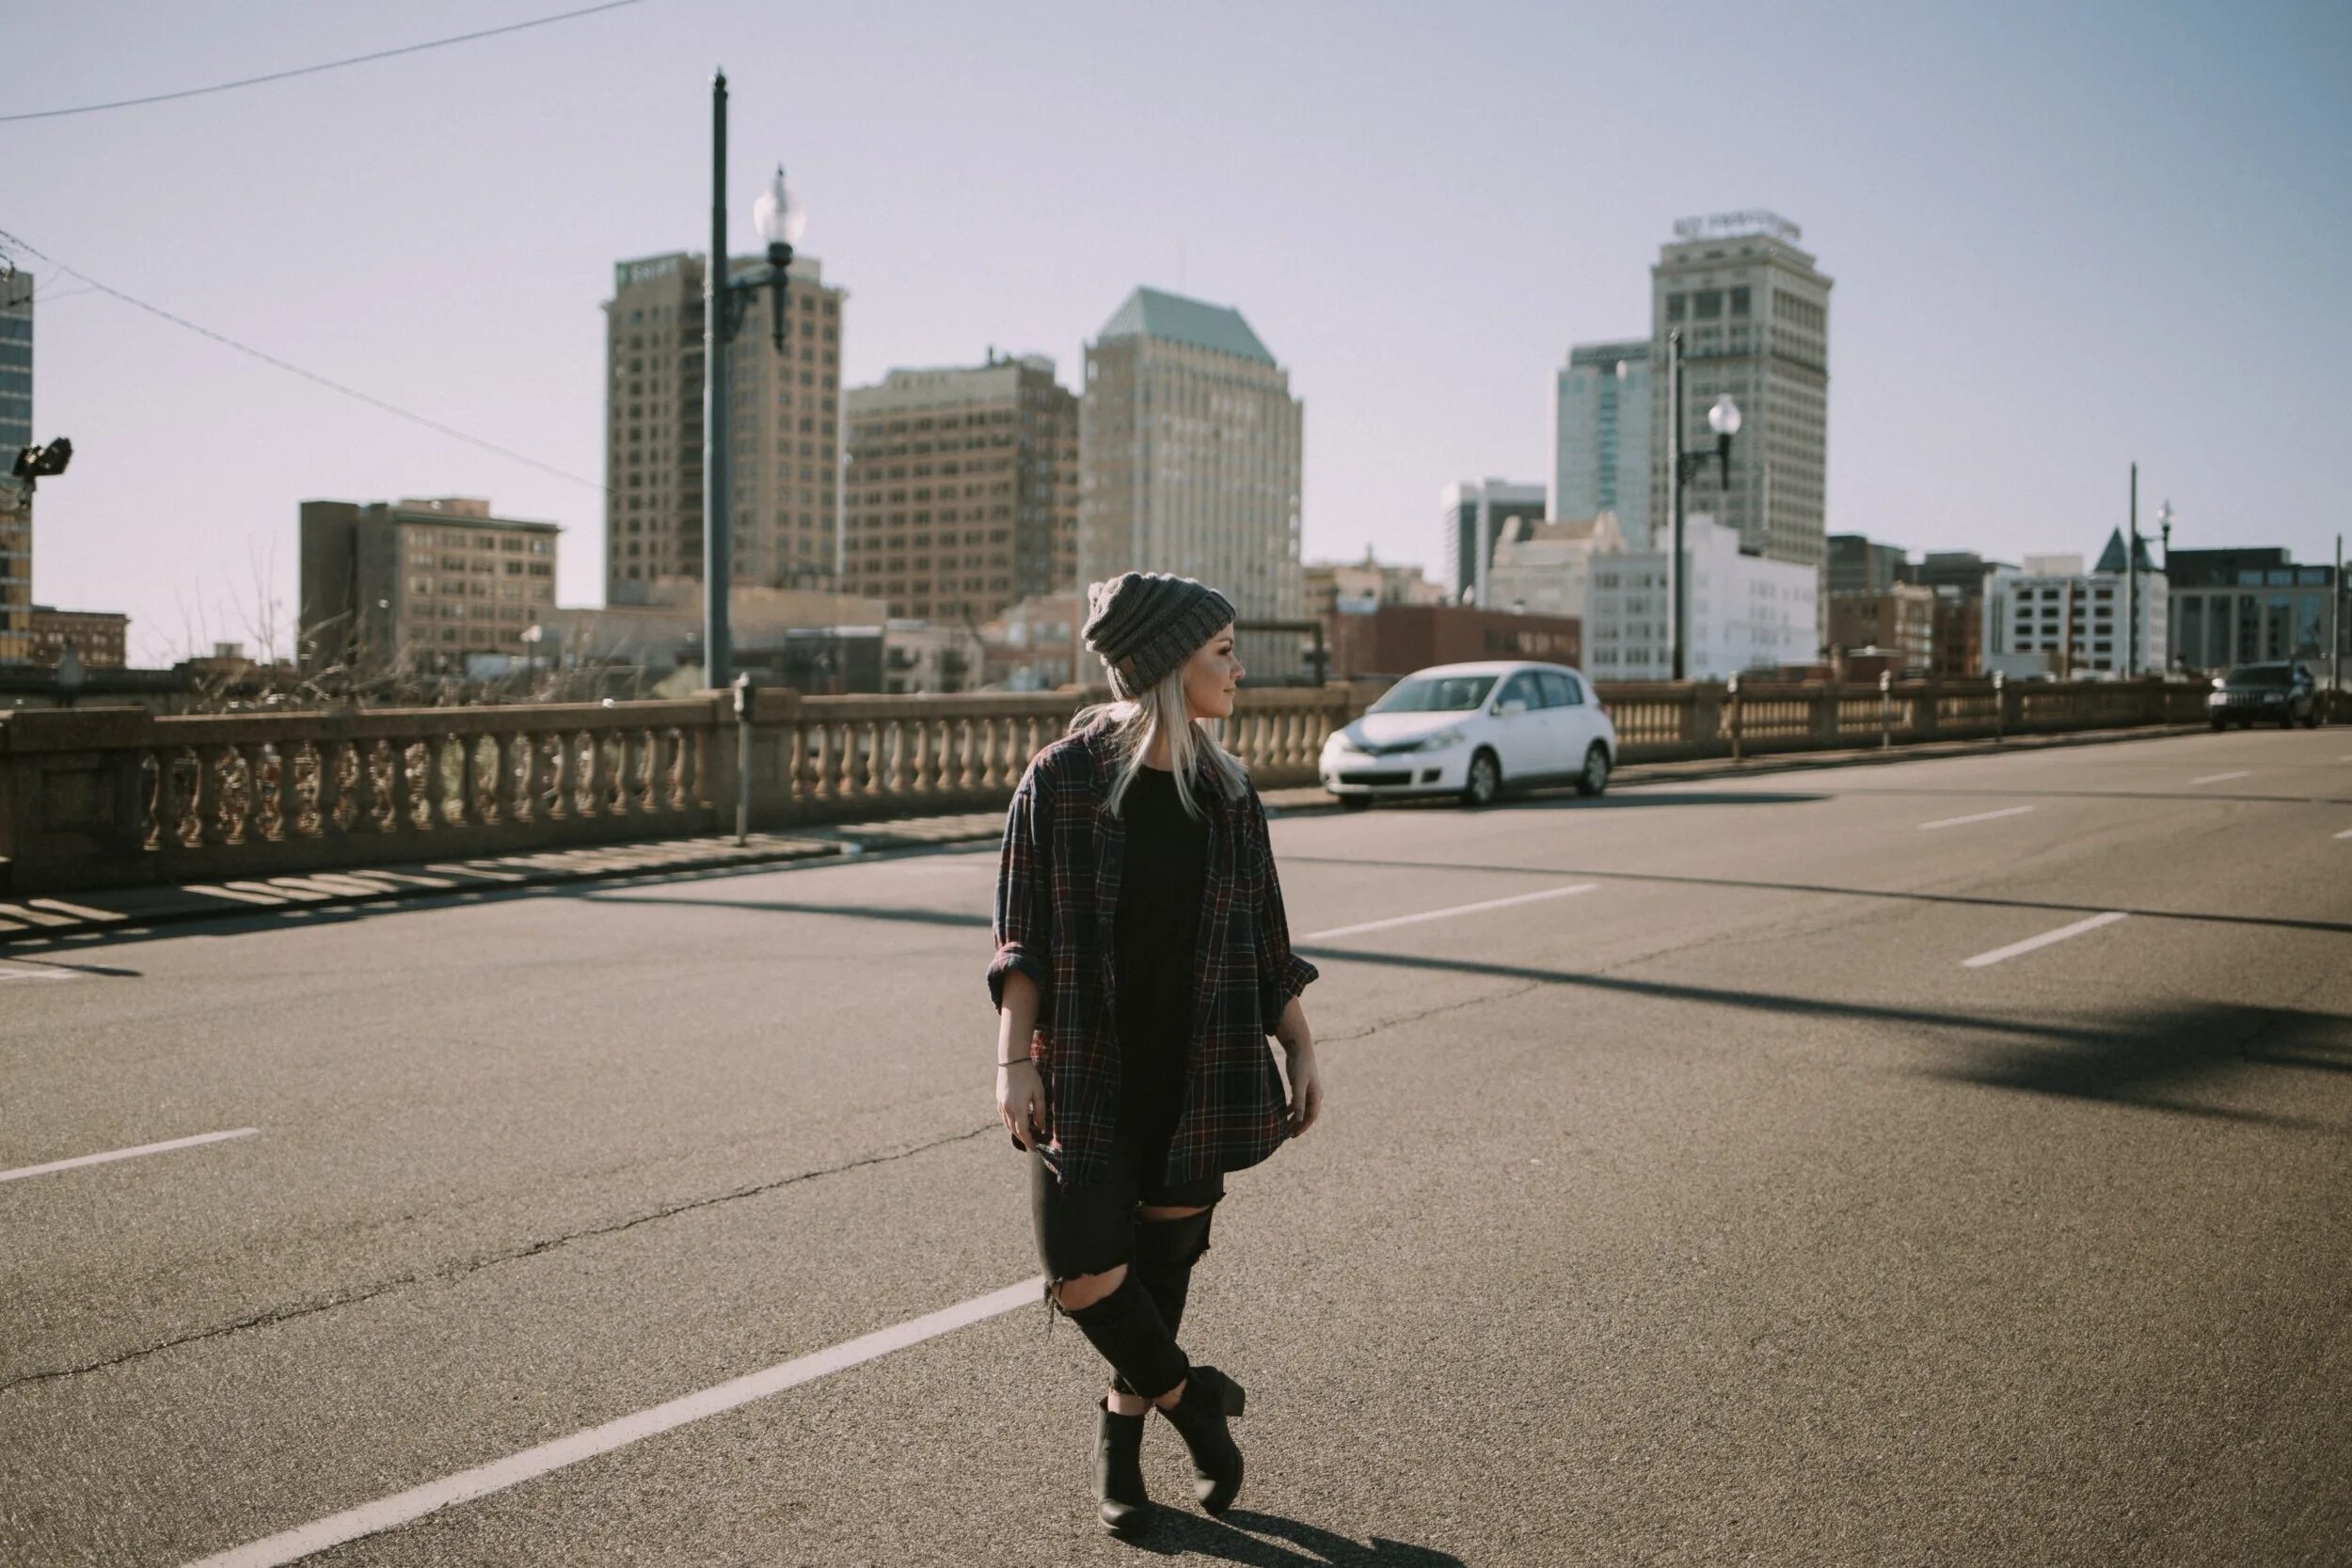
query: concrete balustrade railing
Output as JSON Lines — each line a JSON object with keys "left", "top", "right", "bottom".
{"left": 0, "top": 678, "right": 2211, "bottom": 895}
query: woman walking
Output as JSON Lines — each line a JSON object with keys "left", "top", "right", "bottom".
{"left": 988, "top": 571, "right": 1325, "bottom": 1536}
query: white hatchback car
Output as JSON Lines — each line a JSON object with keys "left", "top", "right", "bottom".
{"left": 1319, "top": 661, "right": 1618, "bottom": 809}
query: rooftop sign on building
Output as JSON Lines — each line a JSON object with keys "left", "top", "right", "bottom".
{"left": 1672, "top": 211, "right": 1803, "bottom": 244}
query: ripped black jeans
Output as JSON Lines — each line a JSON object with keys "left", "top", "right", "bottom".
{"left": 1031, "top": 1125, "right": 1224, "bottom": 1401}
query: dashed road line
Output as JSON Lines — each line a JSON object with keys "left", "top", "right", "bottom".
{"left": 0, "top": 1128, "right": 259, "bottom": 1184}
{"left": 1302, "top": 883, "right": 1597, "bottom": 942}
{"left": 1919, "top": 805, "right": 2036, "bottom": 830}
{"left": 1961, "top": 911, "right": 2129, "bottom": 970}
{"left": 178, "top": 1278, "right": 1042, "bottom": 1568}
{"left": 2188, "top": 770, "right": 2251, "bottom": 785}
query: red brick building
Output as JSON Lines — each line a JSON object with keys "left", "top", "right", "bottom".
{"left": 28, "top": 605, "right": 129, "bottom": 669}
{"left": 1327, "top": 604, "right": 1581, "bottom": 679}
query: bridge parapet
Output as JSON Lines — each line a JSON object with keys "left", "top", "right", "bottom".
{"left": 0, "top": 679, "right": 2204, "bottom": 896}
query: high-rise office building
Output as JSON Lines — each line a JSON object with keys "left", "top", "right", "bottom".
{"left": 1827, "top": 534, "right": 1908, "bottom": 595}
{"left": 300, "top": 497, "right": 558, "bottom": 675}
{"left": 844, "top": 354, "right": 1077, "bottom": 625}
{"left": 1439, "top": 479, "right": 1547, "bottom": 607}
{"left": 1649, "top": 213, "right": 1832, "bottom": 570}
{"left": 1078, "top": 287, "right": 1304, "bottom": 673}
{"left": 1554, "top": 341, "right": 1652, "bottom": 546}
{"left": 0, "top": 267, "right": 33, "bottom": 661}
{"left": 603, "top": 251, "right": 846, "bottom": 605}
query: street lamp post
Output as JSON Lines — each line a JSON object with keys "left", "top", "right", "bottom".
{"left": 2124, "top": 462, "right": 2139, "bottom": 678}
{"left": 1665, "top": 329, "right": 1740, "bottom": 682}
{"left": 2155, "top": 498, "right": 2175, "bottom": 672}
{"left": 703, "top": 71, "right": 803, "bottom": 691}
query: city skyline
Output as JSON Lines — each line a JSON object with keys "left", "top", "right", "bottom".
{"left": 3, "top": 0, "right": 2345, "bottom": 665}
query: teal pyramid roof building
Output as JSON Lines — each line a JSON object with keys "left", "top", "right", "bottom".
{"left": 2094, "top": 528, "right": 2158, "bottom": 575}
{"left": 1097, "top": 287, "right": 1275, "bottom": 364}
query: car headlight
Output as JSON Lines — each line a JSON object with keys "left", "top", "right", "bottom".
{"left": 1410, "top": 728, "right": 1466, "bottom": 752}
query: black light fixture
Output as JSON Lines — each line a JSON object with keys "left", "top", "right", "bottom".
{"left": 11, "top": 436, "right": 72, "bottom": 487}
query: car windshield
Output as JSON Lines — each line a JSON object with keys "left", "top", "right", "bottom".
{"left": 2223, "top": 665, "right": 2292, "bottom": 686}
{"left": 1373, "top": 673, "right": 1499, "bottom": 713}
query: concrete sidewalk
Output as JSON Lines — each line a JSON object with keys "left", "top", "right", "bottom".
{"left": 0, "top": 721, "right": 2205, "bottom": 946}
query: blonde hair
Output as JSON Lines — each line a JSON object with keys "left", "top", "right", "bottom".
{"left": 1071, "top": 659, "right": 1250, "bottom": 821}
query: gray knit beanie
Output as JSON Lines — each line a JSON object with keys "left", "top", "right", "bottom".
{"left": 1082, "top": 572, "right": 1237, "bottom": 699}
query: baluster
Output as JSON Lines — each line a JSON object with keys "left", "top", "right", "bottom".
{"left": 211, "top": 744, "right": 246, "bottom": 846}
{"left": 139, "top": 751, "right": 164, "bottom": 851}
{"left": 421, "top": 736, "right": 449, "bottom": 829}
{"left": 255, "top": 743, "right": 285, "bottom": 840}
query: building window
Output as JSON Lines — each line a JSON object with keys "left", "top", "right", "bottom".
{"left": 1694, "top": 291, "right": 1724, "bottom": 319}
{"left": 1666, "top": 294, "right": 1687, "bottom": 323}
{"left": 1729, "top": 286, "right": 1751, "bottom": 317}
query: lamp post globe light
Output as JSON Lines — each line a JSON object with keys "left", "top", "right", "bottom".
{"left": 703, "top": 72, "right": 803, "bottom": 691}
{"left": 1665, "top": 325, "right": 1740, "bottom": 683}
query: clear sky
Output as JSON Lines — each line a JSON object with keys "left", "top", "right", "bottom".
{"left": 4, "top": 0, "right": 2346, "bottom": 664}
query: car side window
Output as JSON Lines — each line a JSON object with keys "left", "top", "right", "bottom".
{"left": 1538, "top": 671, "right": 1581, "bottom": 707}
{"left": 1498, "top": 672, "right": 1541, "bottom": 710}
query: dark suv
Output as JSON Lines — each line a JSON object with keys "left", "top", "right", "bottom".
{"left": 2208, "top": 661, "right": 2320, "bottom": 729}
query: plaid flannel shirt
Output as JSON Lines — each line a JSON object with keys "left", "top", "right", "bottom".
{"left": 988, "top": 721, "right": 1319, "bottom": 1187}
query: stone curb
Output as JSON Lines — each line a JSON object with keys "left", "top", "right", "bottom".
{"left": 0, "top": 721, "right": 2209, "bottom": 948}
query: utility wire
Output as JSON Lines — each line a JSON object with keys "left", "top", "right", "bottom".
{"left": 0, "top": 227, "right": 607, "bottom": 493}
{"left": 0, "top": 0, "right": 651, "bottom": 124}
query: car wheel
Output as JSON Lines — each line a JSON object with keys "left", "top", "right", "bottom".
{"left": 1459, "top": 749, "right": 1501, "bottom": 809}
{"left": 1339, "top": 795, "right": 1373, "bottom": 812}
{"left": 1575, "top": 742, "right": 1612, "bottom": 798}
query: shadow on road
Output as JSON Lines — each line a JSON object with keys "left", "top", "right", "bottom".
{"left": 576, "top": 891, "right": 991, "bottom": 930}
{"left": 1130, "top": 1508, "right": 1465, "bottom": 1565}
{"left": 1282, "top": 855, "right": 2352, "bottom": 940}
{"left": 1292, "top": 943, "right": 2352, "bottom": 1133}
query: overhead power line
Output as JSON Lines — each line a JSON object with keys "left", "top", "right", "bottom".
{"left": 0, "top": 227, "right": 607, "bottom": 493}
{"left": 0, "top": 0, "right": 652, "bottom": 124}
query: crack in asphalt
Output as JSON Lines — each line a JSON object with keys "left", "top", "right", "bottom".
{"left": 0, "top": 1123, "right": 996, "bottom": 1393}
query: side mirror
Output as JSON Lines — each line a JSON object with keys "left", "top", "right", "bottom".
{"left": 1498, "top": 699, "right": 1528, "bottom": 718}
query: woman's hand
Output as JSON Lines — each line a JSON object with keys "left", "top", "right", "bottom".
{"left": 997, "top": 1060, "right": 1051, "bottom": 1150}
{"left": 1282, "top": 1044, "right": 1324, "bottom": 1137}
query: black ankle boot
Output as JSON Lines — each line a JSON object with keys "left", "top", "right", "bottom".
{"left": 1157, "top": 1364, "right": 1246, "bottom": 1514}
{"left": 1094, "top": 1399, "right": 1152, "bottom": 1536}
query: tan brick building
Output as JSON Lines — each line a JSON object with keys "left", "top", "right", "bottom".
{"left": 1826, "top": 583, "right": 1936, "bottom": 673}
{"left": 843, "top": 355, "right": 1077, "bottom": 624}
{"left": 604, "top": 252, "right": 846, "bottom": 602}
{"left": 299, "top": 498, "right": 558, "bottom": 675}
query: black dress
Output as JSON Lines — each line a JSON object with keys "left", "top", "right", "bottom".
{"left": 1110, "top": 764, "right": 1210, "bottom": 1154}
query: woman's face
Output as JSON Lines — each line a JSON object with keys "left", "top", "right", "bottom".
{"left": 1182, "top": 623, "right": 1244, "bottom": 721}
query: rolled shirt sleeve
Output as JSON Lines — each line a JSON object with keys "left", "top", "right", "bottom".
{"left": 987, "top": 760, "right": 1056, "bottom": 1024}
{"left": 1243, "top": 787, "right": 1317, "bottom": 1028}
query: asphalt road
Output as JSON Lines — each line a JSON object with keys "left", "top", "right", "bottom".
{"left": 5, "top": 727, "right": 2348, "bottom": 1567}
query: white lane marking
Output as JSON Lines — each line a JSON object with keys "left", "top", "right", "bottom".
{"left": 1301, "top": 883, "right": 1597, "bottom": 942}
{"left": 2336, "top": 828, "right": 2352, "bottom": 841}
{"left": 1919, "top": 805, "right": 2036, "bottom": 831}
{"left": 0, "top": 962, "right": 81, "bottom": 983}
{"left": 180, "top": 1278, "right": 1043, "bottom": 1568}
{"left": 1961, "top": 911, "right": 2129, "bottom": 970}
{"left": 2188, "top": 770, "right": 2251, "bottom": 784}
{"left": 0, "top": 1127, "right": 259, "bottom": 1184}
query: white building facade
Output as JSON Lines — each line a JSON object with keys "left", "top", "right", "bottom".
{"left": 1488, "top": 511, "right": 1813, "bottom": 679}
{"left": 1554, "top": 341, "right": 1653, "bottom": 547}
{"left": 1983, "top": 537, "right": 2166, "bottom": 678}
